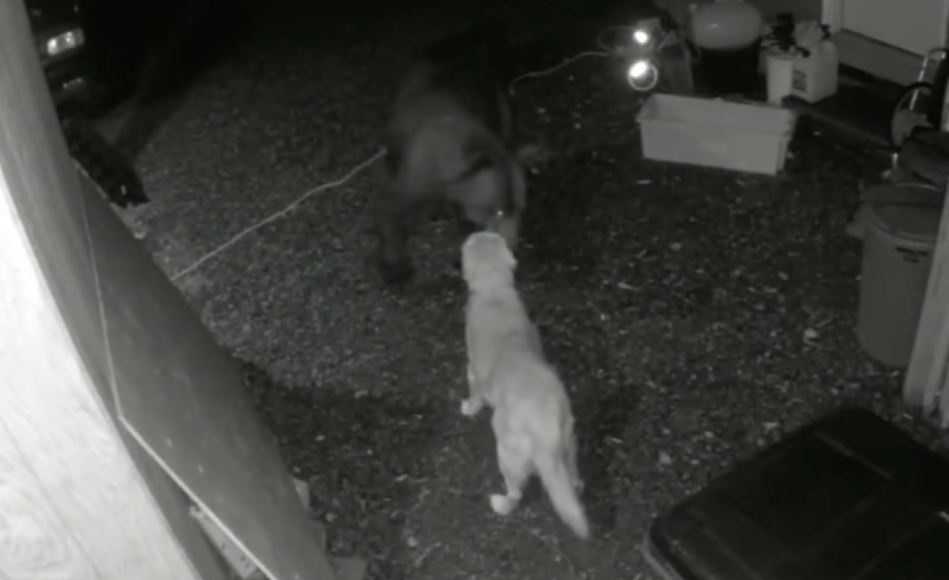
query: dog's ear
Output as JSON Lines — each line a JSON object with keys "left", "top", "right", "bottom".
{"left": 461, "top": 233, "right": 480, "bottom": 259}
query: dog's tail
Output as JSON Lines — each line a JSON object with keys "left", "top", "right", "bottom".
{"left": 535, "top": 453, "right": 590, "bottom": 540}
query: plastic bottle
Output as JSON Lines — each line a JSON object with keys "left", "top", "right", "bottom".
{"left": 658, "top": 31, "right": 694, "bottom": 94}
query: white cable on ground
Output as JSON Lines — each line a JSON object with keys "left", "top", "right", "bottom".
{"left": 171, "top": 40, "right": 622, "bottom": 281}
{"left": 170, "top": 149, "right": 385, "bottom": 281}
{"left": 508, "top": 50, "right": 611, "bottom": 92}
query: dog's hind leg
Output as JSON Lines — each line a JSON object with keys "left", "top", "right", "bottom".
{"left": 490, "top": 439, "right": 531, "bottom": 516}
{"left": 490, "top": 410, "right": 531, "bottom": 516}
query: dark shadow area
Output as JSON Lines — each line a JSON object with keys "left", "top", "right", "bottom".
{"left": 62, "top": 116, "right": 149, "bottom": 207}
{"left": 520, "top": 147, "right": 618, "bottom": 284}
{"left": 96, "top": 0, "right": 656, "bottom": 166}
{"left": 786, "top": 65, "right": 910, "bottom": 148}
{"left": 97, "top": 0, "right": 252, "bottom": 160}
{"left": 574, "top": 387, "right": 640, "bottom": 532}
{"left": 239, "top": 359, "right": 450, "bottom": 578}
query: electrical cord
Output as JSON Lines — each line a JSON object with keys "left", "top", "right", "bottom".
{"left": 596, "top": 25, "right": 635, "bottom": 54}
{"left": 171, "top": 29, "right": 634, "bottom": 281}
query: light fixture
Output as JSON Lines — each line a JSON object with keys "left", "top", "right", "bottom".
{"left": 633, "top": 29, "right": 651, "bottom": 45}
{"left": 627, "top": 58, "right": 659, "bottom": 91}
{"left": 43, "top": 28, "right": 85, "bottom": 58}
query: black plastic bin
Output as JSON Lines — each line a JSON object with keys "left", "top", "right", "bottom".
{"left": 643, "top": 407, "right": 949, "bottom": 580}
{"left": 693, "top": 39, "right": 761, "bottom": 95}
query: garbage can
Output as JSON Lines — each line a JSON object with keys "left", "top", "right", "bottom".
{"left": 851, "top": 183, "right": 944, "bottom": 367}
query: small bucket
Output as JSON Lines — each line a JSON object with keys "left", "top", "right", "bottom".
{"left": 765, "top": 50, "right": 795, "bottom": 105}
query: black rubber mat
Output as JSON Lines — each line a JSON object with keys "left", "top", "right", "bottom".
{"left": 643, "top": 407, "right": 949, "bottom": 580}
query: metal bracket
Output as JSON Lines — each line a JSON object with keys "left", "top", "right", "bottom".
{"left": 189, "top": 477, "right": 315, "bottom": 580}
{"left": 189, "top": 477, "right": 367, "bottom": 580}
{"left": 190, "top": 504, "right": 264, "bottom": 580}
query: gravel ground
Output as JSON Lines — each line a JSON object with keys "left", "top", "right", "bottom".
{"left": 106, "top": 2, "right": 949, "bottom": 579}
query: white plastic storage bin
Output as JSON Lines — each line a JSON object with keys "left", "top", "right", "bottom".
{"left": 636, "top": 94, "right": 797, "bottom": 175}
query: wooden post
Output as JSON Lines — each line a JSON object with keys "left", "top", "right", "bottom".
{"left": 904, "top": 179, "right": 949, "bottom": 427}
{"left": 0, "top": 0, "right": 226, "bottom": 578}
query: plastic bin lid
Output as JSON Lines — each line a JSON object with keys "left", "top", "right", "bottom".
{"left": 643, "top": 407, "right": 949, "bottom": 580}
{"left": 862, "top": 183, "right": 944, "bottom": 244}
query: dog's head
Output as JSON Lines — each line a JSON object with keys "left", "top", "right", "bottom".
{"left": 462, "top": 231, "right": 517, "bottom": 290}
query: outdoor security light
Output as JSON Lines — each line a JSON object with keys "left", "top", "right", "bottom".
{"left": 627, "top": 58, "right": 659, "bottom": 91}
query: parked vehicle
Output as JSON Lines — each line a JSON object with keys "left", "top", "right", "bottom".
{"left": 25, "top": 0, "right": 98, "bottom": 113}
{"left": 24, "top": 0, "right": 157, "bottom": 206}
{"left": 23, "top": 0, "right": 238, "bottom": 207}
{"left": 25, "top": 0, "right": 188, "bottom": 117}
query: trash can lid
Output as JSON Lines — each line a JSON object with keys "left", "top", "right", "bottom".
{"left": 862, "top": 183, "right": 944, "bottom": 244}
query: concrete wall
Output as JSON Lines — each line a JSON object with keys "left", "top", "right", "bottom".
{"left": 654, "top": 0, "right": 824, "bottom": 27}
{"left": 751, "top": 0, "right": 822, "bottom": 23}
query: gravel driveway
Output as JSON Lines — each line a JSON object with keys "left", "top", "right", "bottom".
{"left": 104, "top": 1, "right": 949, "bottom": 578}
